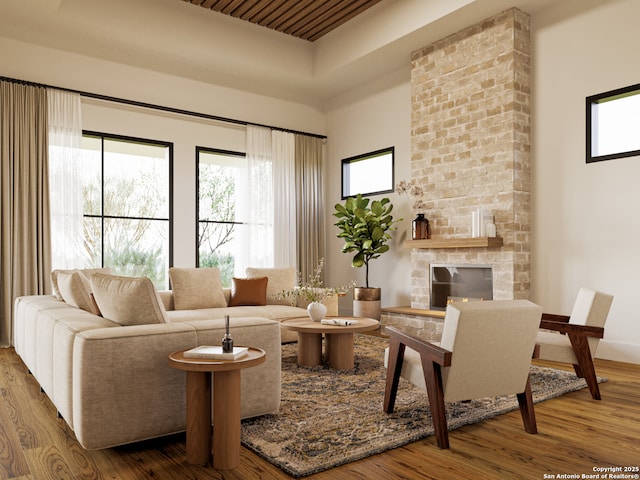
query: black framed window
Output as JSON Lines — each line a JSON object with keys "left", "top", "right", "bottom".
{"left": 196, "top": 148, "right": 248, "bottom": 287}
{"left": 341, "top": 147, "right": 394, "bottom": 198}
{"left": 587, "top": 83, "right": 640, "bottom": 163}
{"left": 81, "top": 132, "right": 172, "bottom": 289}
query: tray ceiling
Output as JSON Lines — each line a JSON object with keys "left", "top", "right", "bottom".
{"left": 180, "top": 0, "right": 384, "bottom": 41}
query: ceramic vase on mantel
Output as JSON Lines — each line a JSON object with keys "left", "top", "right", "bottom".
{"left": 307, "top": 301, "right": 327, "bottom": 322}
{"left": 353, "top": 287, "right": 381, "bottom": 320}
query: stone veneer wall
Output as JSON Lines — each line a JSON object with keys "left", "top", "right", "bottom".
{"left": 410, "top": 8, "right": 531, "bottom": 309}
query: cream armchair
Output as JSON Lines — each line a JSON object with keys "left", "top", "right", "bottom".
{"left": 383, "top": 300, "right": 543, "bottom": 449}
{"left": 537, "top": 288, "right": 613, "bottom": 400}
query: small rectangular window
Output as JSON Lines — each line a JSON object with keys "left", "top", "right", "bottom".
{"left": 587, "top": 83, "right": 640, "bottom": 163}
{"left": 341, "top": 147, "right": 394, "bottom": 198}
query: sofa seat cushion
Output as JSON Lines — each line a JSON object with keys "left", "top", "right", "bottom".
{"left": 166, "top": 305, "right": 307, "bottom": 323}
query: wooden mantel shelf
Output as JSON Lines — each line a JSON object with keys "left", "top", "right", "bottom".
{"left": 404, "top": 237, "right": 503, "bottom": 249}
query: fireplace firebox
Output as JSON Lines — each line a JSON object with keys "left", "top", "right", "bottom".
{"left": 430, "top": 264, "right": 493, "bottom": 310}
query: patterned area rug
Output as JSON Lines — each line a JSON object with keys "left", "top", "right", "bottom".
{"left": 241, "top": 334, "right": 604, "bottom": 477}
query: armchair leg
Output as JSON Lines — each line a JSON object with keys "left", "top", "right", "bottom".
{"left": 422, "top": 358, "right": 449, "bottom": 449}
{"left": 568, "top": 334, "right": 601, "bottom": 400}
{"left": 572, "top": 363, "right": 584, "bottom": 378}
{"left": 516, "top": 376, "right": 537, "bottom": 434}
{"left": 383, "top": 338, "right": 405, "bottom": 413}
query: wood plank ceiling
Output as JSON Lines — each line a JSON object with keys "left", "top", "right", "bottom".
{"left": 180, "top": 0, "right": 384, "bottom": 41}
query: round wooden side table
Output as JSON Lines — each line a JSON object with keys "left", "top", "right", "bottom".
{"left": 281, "top": 317, "right": 379, "bottom": 369}
{"left": 168, "top": 347, "right": 265, "bottom": 469}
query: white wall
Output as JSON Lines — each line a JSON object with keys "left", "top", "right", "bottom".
{"left": 531, "top": 0, "right": 640, "bottom": 363}
{"left": 324, "top": 68, "right": 413, "bottom": 315}
{"left": 0, "top": 37, "right": 325, "bottom": 135}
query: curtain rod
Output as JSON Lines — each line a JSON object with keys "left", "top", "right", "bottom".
{"left": 0, "top": 75, "right": 327, "bottom": 140}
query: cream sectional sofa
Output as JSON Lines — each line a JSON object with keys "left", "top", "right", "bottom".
{"left": 13, "top": 267, "right": 336, "bottom": 450}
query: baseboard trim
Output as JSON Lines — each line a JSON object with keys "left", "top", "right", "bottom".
{"left": 596, "top": 339, "right": 640, "bottom": 364}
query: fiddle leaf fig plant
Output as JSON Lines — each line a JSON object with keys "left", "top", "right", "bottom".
{"left": 333, "top": 193, "right": 400, "bottom": 288}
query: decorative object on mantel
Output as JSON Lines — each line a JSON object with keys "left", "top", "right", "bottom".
{"left": 471, "top": 207, "right": 496, "bottom": 238}
{"left": 396, "top": 179, "right": 430, "bottom": 239}
{"left": 412, "top": 213, "right": 430, "bottom": 240}
{"left": 334, "top": 194, "right": 401, "bottom": 320}
{"left": 277, "top": 259, "right": 356, "bottom": 322}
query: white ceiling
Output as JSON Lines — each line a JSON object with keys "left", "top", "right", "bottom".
{"left": 0, "top": 0, "right": 563, "bottom": 105}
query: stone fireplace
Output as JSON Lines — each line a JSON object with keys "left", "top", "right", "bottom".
{"left": 409, "top": 8, "right": 531, "bottom": 310}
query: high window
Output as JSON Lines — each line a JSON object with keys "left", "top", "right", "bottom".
{"left": 81, "top": 132, "right": 172, "bottom": 289}
{"left": 341, "top": 147, "right": 394, "bottom": 198}
{"left": 197, "top": 148, "right": 248, "bottom": 287}
{"left": 587, "top": 83, "right": 640, "bottom": 163}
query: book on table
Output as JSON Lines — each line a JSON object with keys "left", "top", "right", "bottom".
{"left": 320, "top": 318, "right": 359, "bottom": 326}
{"left": 183, "top": 346, "right": 249, "bottom": 360}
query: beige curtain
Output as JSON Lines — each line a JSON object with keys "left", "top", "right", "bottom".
{"left": 0, "top": 81, "right": 51, "bottom": 347}
{"left": 295, "top": 135, "right": 325, "bottom": 282}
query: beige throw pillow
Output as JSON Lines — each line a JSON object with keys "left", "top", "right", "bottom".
{"left": 56, "top": 271, "right": 101, "bottom": 316}
{"left": 246, "top": 267, "right": 296, "bottom": 305}
{"left": 168, "top": 267, "right": 227, "bottom": 310}
{"left": 91, "top": 273, "right": 168, "bottom": 325}
{"left": 50, "top": 267, "right": 112, "bottom": 300}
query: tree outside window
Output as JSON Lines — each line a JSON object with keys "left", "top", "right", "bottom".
{"left": 197, "top": 148, "right": 248, "bottom": 287}
{"left": 81, "top": 133, "right": 172, "bottom": 289}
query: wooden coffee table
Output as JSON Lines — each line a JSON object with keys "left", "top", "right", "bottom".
{"left": 168, "top": 347, "right": 265, "bottom": 469}
{"left": 281, "top": 316, "right": 379, "bottom": 369}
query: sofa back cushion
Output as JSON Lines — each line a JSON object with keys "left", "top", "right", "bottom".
{"left": 50, "top": 267, "right": 112, "bottom": 300}
{"left": 91, "top": 273, "right": 169, "bottom": 325}
{"left": 56, "top": 271, "right": 101, "bottom": 316}
{"left": 168, "top": 267, "right": 227, "bottom": 310}
{"left": 246, "top": 267, "right": 295, "bottom": 305}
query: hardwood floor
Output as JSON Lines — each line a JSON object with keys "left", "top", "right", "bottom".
{"left": 1, "top": 346, "right": 639, "bottom": 480}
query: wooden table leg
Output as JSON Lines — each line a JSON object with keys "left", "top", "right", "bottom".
{"left": 185, "top": 371, "right": 211, "bottom": 466}
{"left": 212, "top": 369, "right": 241, "bottom": 470}
{"left": 297, "top": 332, "right": 323, "bottom": 367}
{"left": 325, "top": 332, "right": 354, "bottom": 370}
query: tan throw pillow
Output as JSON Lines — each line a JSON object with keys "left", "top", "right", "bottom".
{"left": 56, "top": 271, "right": 101, "bottom": 316}
{"left": 246, "top": 267, "right": 295, "bottom": 305}
{"left": 51, "top": 267, "right": 112, "bottom": 300}
{"left": 90, "top": 273, "right": 168, "bottom": 325}
{"left": 168, "top": 267, "right": 227, "bottom": 310}
{"left": 228, "top": 277, "right": 268, "bottom": 307}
